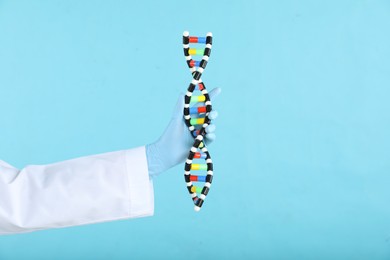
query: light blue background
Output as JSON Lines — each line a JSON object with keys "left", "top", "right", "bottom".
{"left": 0, "top": 0, "right": 390, "bottom": 259}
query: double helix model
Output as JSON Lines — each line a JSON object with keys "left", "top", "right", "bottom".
{"left": 182, "top": 31, "right": 213, "bottom": 212}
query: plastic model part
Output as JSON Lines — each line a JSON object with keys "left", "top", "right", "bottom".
{"left": 182, "top": 31, "right": 214, "bottom": 212}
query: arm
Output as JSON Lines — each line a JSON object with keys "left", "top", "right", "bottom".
{"left": 0, "top": 147, "right": 153, "bottom": 235}
{"left": 0, "top": 87, "right": 220, "bottom": 235}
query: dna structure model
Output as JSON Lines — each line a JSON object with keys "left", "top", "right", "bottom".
{"left": 182, "top": 31, "right": 213, "bottom": 212}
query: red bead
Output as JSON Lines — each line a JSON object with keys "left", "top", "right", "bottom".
{"left": 189, "top": 37, "right": 198, "bottom": 43}
{"left": 189, "top": 60, "right": 195, "bottom": 67}
{"left": 198, "top": 106, "right": 206, "bottom": 113}
{"left": 190, "top": 175, "right": 198, "bottom": 181}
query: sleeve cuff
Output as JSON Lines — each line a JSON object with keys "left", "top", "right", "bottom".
{"left": 125, "top": 146, "right": 154, "bottom": 218}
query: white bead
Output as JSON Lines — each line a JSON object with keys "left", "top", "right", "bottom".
{"left": 206, "top": 32, "right": 212, "bottom": 37}
{"left": 184, "top": 104, "right": 189, "bottom": 108}
{"left": 183, "top": 44, "right": 189, "bottom": 49}
{"left": 205, "top": 101, "right": 211, "bottom": 105}
{"left": 191, "top": 79, "right": 199, "bottom": 85}
{"left": 206, "top": 44, "right": 212, "bottom": 49}
{"left": 197, "top": 67, "right": 204, "bottom": 73}
{"left": 184, "top": 115, "right": 190, "bottom": 120}
{"left": 205, "top": 182, "right": 211, "bottom": 188}
{"left": 185, "top": 171, "right": 190, "bottom": 175}
{"left": 201, "top": 89, "right": 208, "bottom": 94}
{"left": 186, "top": 182, "right": 192, "bottom": 186}
{"left": 203, "top": 56, "right": 209, "bottom": 61}
{"left": 207, "top": 171, "right": 213, "bottom": 175}
{"left": 186, "top": 159, "right": 192, "bottom": 164}
{"left": 200, "top": 194, "right": 206, "bottom": 200}
{"left": 206, "top": 159, "right": 212, "bottom": 163}
{"left": 185, "top": 56, "right": 191, "bottom": 60}
{"left": 186, "top": 91, "right": 192, "bottom": 97}
{"left": 183, "top": 31, "right": 189, "bottom": 36}
{"left": 189, "top": 126, "right": 195, "bottom": 131}
{"left": 194, "top": 206, "right": 201, "bottom": 212}
{"left": 196, "top": 135, "right": 203, "bottom": 141}
{"left": 191, "top": 147, "right": 197, "bottom": 153}
{"left": 191, "top": 193, "right": 197, "bottom": 198}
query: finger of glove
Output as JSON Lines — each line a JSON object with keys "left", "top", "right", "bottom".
{"left": 172, "top": 93, "right": 185, "bottom": 119}
{"left": 206, "top": 124, "right": 216, "bottom": 134}
{"left": 192, "top": 87, "right": 221, "bottom": 107}
{"left": 208, "top": 87, "right": 221, "bottom": 101}
{"left": 205, "top": 133, "right": 216, "bottom": 142}
{"left": 208, "top": 110, "right": 218, "bottom": 120}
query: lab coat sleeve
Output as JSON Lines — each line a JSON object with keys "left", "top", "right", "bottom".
{"left": 0, "top": 146, "right": 154, "bottom": 235}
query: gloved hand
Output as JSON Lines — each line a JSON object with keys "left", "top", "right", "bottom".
{"left": 146, "top": 87, "right": 221, "bottom": 177}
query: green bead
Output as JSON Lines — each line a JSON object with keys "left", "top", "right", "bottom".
{"left": 196, "top": 49, "right": 204, "bottom": 55}
{"left": 199, "top": 164, "right": 207, "bottom": 170}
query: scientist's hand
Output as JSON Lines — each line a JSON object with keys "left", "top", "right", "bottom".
{"left": 146, "top": 88, "right": 221, "bottom": 177}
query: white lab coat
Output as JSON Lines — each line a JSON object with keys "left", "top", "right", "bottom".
{"left": 0, "top": 146, "right": 154, "bottom": 235}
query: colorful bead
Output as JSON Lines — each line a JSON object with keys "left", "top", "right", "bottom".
{"left": 189, "top": 106, "right": 207, "bottom": 114}
{"left": 190, "top": 118, "right": 205, "bottom": 125}
{"left": 190, "top": 95, "right": 206, "bottom": 103}
{"left": 194, "top": 152, "right": 207, "bottom": 159}
{"left": 189, "top": 60, "right": 201, "bottom": 67}
{"left": 189, "top": 36, "right": 198, "bottom": 43}
{"left": 190, "top": 175, "right": 207, "bottom": 182}
{"left": 191, "top": 164, "right": 207, "bottom": 170}
{"left": 197, "top": 37, "right": 206, "bottom": 44}
{"left": 191, "top": 186, "right": 203, "bottom": 193}
{"left": 189, "top": 48, "right": 204, "bottom": 56}
{"left": 189, "top": 36, "right": 206, "bottom": 43}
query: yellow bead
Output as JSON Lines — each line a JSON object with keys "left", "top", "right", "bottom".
{"left": 198, "top": 95, "right": 206, "bottom": 102}
{"left": 192, "top": 164, "right": 200, "bottom": 170}
{"left": 190, "top": 118, "right": 205, "bottom": 125}
{"left": 189, "top": 49, "right": 196, "bottom": 55}
{"left": 197, "top": 118, "right": 205, "bottom": 124}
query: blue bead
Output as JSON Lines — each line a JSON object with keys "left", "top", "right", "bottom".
{"left": 198, "top": 37, "right": 206, "bottom": 44}
{"left": 189, "top": 107, "right": 198, "bottom": 114}
{"left": 198, "top": 176, "right": 206, "bottom": 182}
{"left": 195, "top": 61, "right": 200, "bottom": 67}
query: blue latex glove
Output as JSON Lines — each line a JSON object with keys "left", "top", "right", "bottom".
{"left": 146, "top": 87, "right": 221, "bottom": 177}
